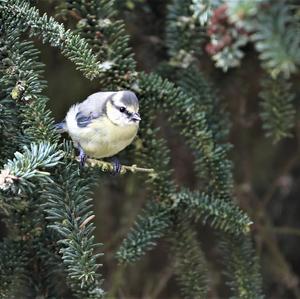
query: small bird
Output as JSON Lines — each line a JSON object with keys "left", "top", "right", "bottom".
{"left": 56, "top": 90, "right": 141, "bottom": 172}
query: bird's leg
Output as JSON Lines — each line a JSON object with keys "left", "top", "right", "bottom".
{"left": 78, "top": 145, "right": 87, "bottom": 168}
{"left": 111, "top": 157, "right": 121, "bottom": 175}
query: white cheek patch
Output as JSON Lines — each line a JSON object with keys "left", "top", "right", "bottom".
{"left": 108, "top": 109, "right": 131, "bottom": 126}
{"left": 118, "top": 113, "right": 132, "bottom": 125}
{"left": 114, "top": 111, "right": 125, "bottom": 122}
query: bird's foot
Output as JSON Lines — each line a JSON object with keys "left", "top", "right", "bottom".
{"left": 111, "top": 157, "right": 121, "bottom": 175}
{"left": 79, "top": 146, "right": 87, "bottom": 168}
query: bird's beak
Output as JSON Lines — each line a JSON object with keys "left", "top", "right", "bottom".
{"left": 132, "top": 112, "right": 141, "bottom": 122}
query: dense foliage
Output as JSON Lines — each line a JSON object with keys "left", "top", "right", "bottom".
{"left": 0, "top": 0, "right": 299, "bottom": 298}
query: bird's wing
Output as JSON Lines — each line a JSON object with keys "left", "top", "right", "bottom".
{"left": 76, "top": 91, "right": 116, "bottom": 128}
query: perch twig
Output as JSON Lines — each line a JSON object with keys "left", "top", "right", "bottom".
{"left": 76, "top": 157, "right": 155, "bottom": 175}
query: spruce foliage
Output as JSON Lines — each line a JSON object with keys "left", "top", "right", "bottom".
{"left": 166, "top": 0, "right": 204, "bottom": 66}
{"left": 0, "top": 1, "right": 105, "bottom": 296}
{"left": 42, "top": 163, "right": 104, "bottom": 298}
{"left": 259, "top": 76, "right": 295, "bottom": 143}
{"left": 251, "top": 2, "right": 300, "bottom": 79}
{"left": 204, "top": 0, "right": 299, "bottom": 142}
{"left": 219, "top": 234, "right": 264, "bottom": 299}
{"left": 2, "top": 0, "right": 297, "bottom": 297}
{"left": 169, "top": 219, "right": 209, "bottom": 298}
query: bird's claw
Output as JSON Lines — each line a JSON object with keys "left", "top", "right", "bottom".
{"left": 79, "top": 146, "right": 87, "bottom": 168}
{"left": 112, "top": 157, "right": 121, "bottom": 175}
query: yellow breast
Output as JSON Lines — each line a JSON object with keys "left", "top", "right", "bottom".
{"left": 75, "top": 117, "right": 138, "bottom": 158}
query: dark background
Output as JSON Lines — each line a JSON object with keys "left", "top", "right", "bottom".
{"left": 31, "top": 1, "right": 300, "bottom": 298}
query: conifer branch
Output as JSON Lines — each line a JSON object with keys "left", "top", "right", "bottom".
{"left": 116, "top": 187, "right": 252, "bottom": 265}
{"left": 169, "top": 219, "right": 209, "bottom": 299}
{"left": 138, "top": 72, "right": 234, "bottom": 200}
{"left": 0, "top": 17, "right": 59, "bottom": 145}
{"left": 56, "top": 0, "right": 137, "bottom": 88}
{"left": 0, "top": 0, "right": 271, "bottom": 296}
{"left": 259, "top": 76, "right": 295, "bottom": 143}
{"left": 0, "top": 8, "right": 105, "bottom": 294}
{"left": 219, "top": 234, "right": 264, "bottom": 299}
{"left": 64, "top": 7, "right": 259, "bottom": 294}
{"left": 166, "top": 0, "right": 204, "bottom": 67}
{"left": 164, "top": 3, "right": 263, "bottom": 298}
{"left": 251, "top": 2, "right": 300, "bottom": 78}
{"left": 175, "top": 66, "right": 230, "bottom": 143}
{"left": 176, "top": 190, "right": 252, "bottom": 235}
{"left": 205, "top": 0, "right": 300, "bottom": 75}
{"left": 0, "top": 0, "right": 104, "bottom": 80}
{"left": 116, "top": 201, "right": 173, "bottom": 263}
{"left": 0, "top": 143, "right": 63, "bottom": 192}
{"left": 42, "top": 163, "right": 104, "bottom": 298}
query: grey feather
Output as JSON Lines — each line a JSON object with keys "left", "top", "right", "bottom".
{"left": 75, "top": 91, "right": 115, "bottom": 127}
{"left": 76, "top": 112, "right": 93, "bottom": 128}
{"left": 119, "top": 90, "right": 139, "bottom": 109}
{"left": 73, "top": 90, "right": 139, "bottom": 128}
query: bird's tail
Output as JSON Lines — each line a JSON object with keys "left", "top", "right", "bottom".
{"left": 55, "top": 121, "right": 67, "bottom": 133}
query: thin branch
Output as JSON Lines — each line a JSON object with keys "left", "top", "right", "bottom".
{"left": 75, "top": 157, "right": 155, "bottom": 175}
{"left": 261, "top": 155, "right": 298, "bottom": 208}
{"left": 271, "top": 226, "right": 300, "bottom": 238}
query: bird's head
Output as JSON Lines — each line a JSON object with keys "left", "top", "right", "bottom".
{"left": 105, "top": 91, "right": 141, "bottom": 126}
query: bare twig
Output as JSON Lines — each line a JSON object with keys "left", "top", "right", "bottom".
{"left": 271, "top": 226, "right": 300, "bottom": 238}
{"left": 76, "top": 157, "right": 155, "bottom": 175}
{"left": 261, "top": 155, "right": 298, "bottom": 208}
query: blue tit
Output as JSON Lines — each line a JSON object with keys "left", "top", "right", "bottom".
{"left": 56, "top": 90, "right": 141, "bottom": 169}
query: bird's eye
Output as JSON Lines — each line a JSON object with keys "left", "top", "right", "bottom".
{"left": 119, "top": 107, "right": 126, "bottom": 113}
